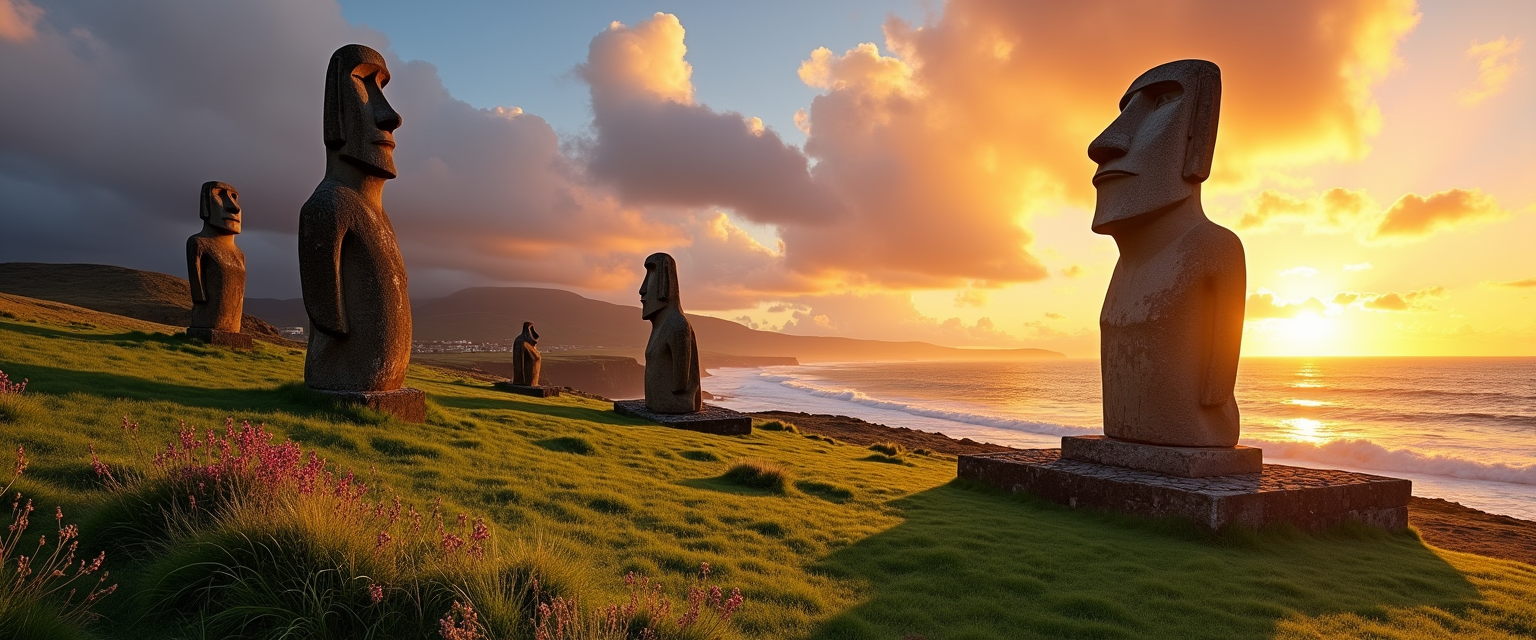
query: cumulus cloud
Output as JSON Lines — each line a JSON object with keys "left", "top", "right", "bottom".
{"left": 1369, "top": 188, "right": 1508, "bottom": 241}
{"left": 1236, "top": 187, "right": 1376, "bottom": 233}
{"left": 0, "top": 0, "right": 681, "bottom": 298}
{"left": 1246, "top": 290, "right": 1327, "bottom": 320}
{"left": 953, "top": 288, "right": 987, "bottom": 307}
{"left": 1460, "top": 36, "right": 1522, "bottom": 106}
{"left": 579, "top": 14, "right": 840, "bottom": 228}
{"left": 1334, "top": 286, "right": 1446, "bottom": 311}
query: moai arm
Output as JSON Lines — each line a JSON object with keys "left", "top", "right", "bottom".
{"left": 301, "top": 213, "right": 349, "bottom": 336}
{"left": 671, "top": 324, "right": 693, "bottom": 395}
{"left": 1200, "top": 243, "right": 1246, "bottom": 407}
{"left": 186, "top": 241, "right": 206, "bottom": 304}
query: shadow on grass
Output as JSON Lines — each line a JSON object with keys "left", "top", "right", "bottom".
{"left": 0, "top": 362, "right": 387, "bottom": 424}
{"left": 676, "top": 476, "right": 786, "bottom": 498}
{"left": 808, "top": 480, "right": 1483, "bottom": 640}
{"left": 433, "top": 394, "right": 641, "bottom": 426}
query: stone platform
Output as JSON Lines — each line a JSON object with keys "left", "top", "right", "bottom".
{"left": 315, "top": 387, "right": 427, "bottom": 423}
{"left": 613, "top": 400, "right": 752, "bottom": 435}
{"left": 494, "top": 382, "right": 560, "bottom": 398}
{"left": 1062, "top": 435, "right": 1262, "bottom": 478}
{"left": 958, "top": 449, "right": 1410, "bottom": 531}
{"left": 186, "top": 327, "right": 254, "bottom": 350}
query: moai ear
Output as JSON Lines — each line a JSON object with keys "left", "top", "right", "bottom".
{"left": 1181, "top": 63, "right": 1221, "bottom": 184}
{"left": 199, "top": 181, "right": 217, "bottom": 221}
{"left": 323, "top": 51, "right": 346, "bottom": 149}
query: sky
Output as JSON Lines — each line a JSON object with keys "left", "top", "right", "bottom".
{"left": 0, "top": 0, "right": 1531, "bottom": 357}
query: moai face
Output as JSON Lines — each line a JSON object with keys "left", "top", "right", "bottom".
{"left": 1087, "top": 60, "right": 1220, "bottom": 235}
{"left": 200, "top": 181, "right": 242, "bottom": 235}
{"left": 324, "top": 45, "right": 402, "bottom": 179}
{"left": 639, "top": 253, "right": 680, "bottom": 321}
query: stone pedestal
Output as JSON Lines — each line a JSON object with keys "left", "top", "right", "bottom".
{"left": 315, "top": 387, "right": 426, "bottom": 423}
{"left": 494, "top": 382, "right": 560, "bottom": 398}
{"left": 958, "top": 449, "right": 1410, "bottom": 531}
{"left": 613, "top": 400, "right": 751, "bottom": 435}
{"left": 186, "top": 327, "right": 254, "bottom": 350}
{"left": 1062, "top": 435, "right": 1261, "bottom": 478}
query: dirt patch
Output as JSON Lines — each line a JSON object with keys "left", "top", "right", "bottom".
{"left": 755, "top": 410, "right": 1536, "bottom": 567}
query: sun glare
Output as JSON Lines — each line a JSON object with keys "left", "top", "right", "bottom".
{"left": 1274, "top": 312, "right": 1339, "bottom": 356}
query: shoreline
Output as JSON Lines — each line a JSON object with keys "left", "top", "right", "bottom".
{"left": 752, "top": 410, "right": 1536, "bottom": 567}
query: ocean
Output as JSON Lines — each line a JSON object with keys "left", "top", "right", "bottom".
{"left": 705, "top": 358, "right": 1536, "bottom": 520}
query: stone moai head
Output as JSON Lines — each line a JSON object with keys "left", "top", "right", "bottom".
{"left": 639, "top": 252, "right": 681, "bottom": 320}
{"left": 200, "top": 181, "right": 242, "bottom": 235}
{"left": 1087, "top": 59, "right": 1221, "bottom": 235}
{"left": 521, "top": 321, "right": 538, "bottom": 341}
{"left": 323, "top": 44, "right": 402, "bottom": 179}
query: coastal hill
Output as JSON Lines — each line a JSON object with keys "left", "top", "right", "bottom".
{"left": 256, "top": 286, "right": 1065, "bottom": 363}
{"left": 0, "top": 262, "right": 292, "bottom": 344}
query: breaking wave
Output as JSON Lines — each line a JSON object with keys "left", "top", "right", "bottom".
{"left": 761, "top": 373, "right": 1096, "bottom": 437}
{"left": 1249, "top": 437, "right": 1536, "bottom": 486}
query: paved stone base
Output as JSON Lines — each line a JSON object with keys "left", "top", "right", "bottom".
{"left": 613, "top": 400, "right": 752, "bottom": 435}
{"left": 494, "top": 382, "right": 560, "bottom": 397}
{"left": 186, "top": 327, "right": 254, "bottom": 350}
{"left": 314, "top": 387, "right": 427, "bottom": 423}
{"left": 1062, "top": 435, "right": 1262, "bottom": 478}
{"left": 958, "top": 449, "right": 1410, "bottom": 531}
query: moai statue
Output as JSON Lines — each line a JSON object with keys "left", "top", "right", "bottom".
{"left": 298, "top": 44, "right": 424, "bottom": 421}
{"left": 1066, "top": 59, "right": 1252, "bottom": 475}
{"left": 512, "top": 321, "right": 542, "bottom": 386}
{"left": 638, "top": 253, "right": 702, "bottom": 414}
{"left": 186, "top": 181, "right": 252, "bottom": 349}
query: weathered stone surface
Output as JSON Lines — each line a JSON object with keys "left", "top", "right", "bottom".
{"left": 637, "top": 253, "right": 702, "bottom": 414}
{"left": 316, "top": 387, "right": 426, "bottom": 423}
{"left": 494, "top": 382, "right": 560, "bottom": 398}
{"left": 614, "top": 400, "right": 750, "bottom": 436}
{"left": 299, "top": 44, "right": 412, "bottom": 394}
{"left": 187, "top": 181, "right": 246, "bottom": 335}
{"left": 511, "top": 321, "right": 542, "bottom": 386}
{"left": 185, "top": 327, "right": 253, "bottom": 350}
{"left": 959, "top": 449, "right": 1410, "bottom": 531}
{"left": 1062, "top": 435, "right": 1261, "bottom": 478}
{"left": 1088, "top": 60, "right": 1246, "bottom": 448}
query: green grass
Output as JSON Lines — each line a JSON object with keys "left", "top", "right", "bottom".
{"left": 0, "top": 312, "right": 1534, "bottom": 639}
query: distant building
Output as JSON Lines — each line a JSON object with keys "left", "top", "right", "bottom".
{"left": 278, "top": 326, "right": 306, "bottom": 340}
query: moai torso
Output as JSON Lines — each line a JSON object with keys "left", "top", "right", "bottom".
{"left": 299, "top": 183, "right": 412, "bottom": 392}
{"left": 1100, "top": 220, "right": 1244, "bottom": 447}
{"left": 187, "top": 236, "right": 246, "bottom": 332}
{"left": 644, "top": 309, "right": 702, "bottom": 414}
{"left": 512, "top": 334, "right": 541, "bottom": 385}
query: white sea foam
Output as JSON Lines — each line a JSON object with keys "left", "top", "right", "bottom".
{"left": 759, "top": 373, "right": 1097, "bottom": 437}
{"left": 1247, "top": 437, "right": 1536, "bottom": 486}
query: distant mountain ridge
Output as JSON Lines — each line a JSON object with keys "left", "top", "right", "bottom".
{"left": 2, "top": 264, "right": 1063, "bottom": 362}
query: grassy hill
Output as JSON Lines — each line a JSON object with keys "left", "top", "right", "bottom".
{"left": 0, "top": 296, "right": 1532, "bottom": 639}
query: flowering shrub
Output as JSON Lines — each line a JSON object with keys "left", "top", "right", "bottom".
{"left": 0, "top": 371, "right": 24, "bottom": 396}
{"left": 0, "top": 445, "right": 116, "bottom": 626}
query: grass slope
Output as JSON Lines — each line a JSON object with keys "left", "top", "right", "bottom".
{"left": 0, "top": 301, "right": 1533, "bottom": 639}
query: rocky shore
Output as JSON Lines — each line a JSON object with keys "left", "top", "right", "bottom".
{"left": 752, "top": 410, "right": 1536, "bottom": 567}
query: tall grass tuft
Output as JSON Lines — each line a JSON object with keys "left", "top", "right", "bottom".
{"left": 0, "top": 444, "right": 116, "bottom": 636}
{"left": 721, "top": 459, "right": 790, "bottom": 494}
{"left": 867, "top": 442, "right": 907, "bottom": 457}
{"left": 754, "top": 420, "right": 799, "bottom": 434}
{"left": 0, "top": 370, "right": 37, "bottom": 424}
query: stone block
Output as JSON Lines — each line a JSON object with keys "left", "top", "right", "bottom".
{"left": 494, "top": 382, "right": 560, "bottom": 398}
{"left": 958, "top": 449, "right": 1410, "bottom": 531}
{"left": 1061, "top": 435, "right": 1261, "bottom": 478}
{"left": 613, "top": 400, "right": 751, "bottom": 436}
{"left": 315, "top": 387, "right": 426, "bottom": 423}
{"left": 186, "top": 327, "right": 254, "bottom": 350}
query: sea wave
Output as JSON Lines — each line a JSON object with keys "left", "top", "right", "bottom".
{"left": 1249, "top": 437, "right": 1536, "bottom": 486}
{"left": 760, "top": 373, "right": 1096, "bottom": 437}
{"left": 755, "top": 370, "right": 1536, "bottom": 487}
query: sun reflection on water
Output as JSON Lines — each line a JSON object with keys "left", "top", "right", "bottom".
{"left": 1288, "top": 399, "right": 1328, "bottom": 407}
{"left": 1280, "top": 417, "right": 1328, "bottom": 443}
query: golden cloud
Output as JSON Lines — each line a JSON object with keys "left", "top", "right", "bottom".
{"left": 1460, "top": 36, "right": 1522, "bottom": 106}
{"left": 1335, "top": 286, "right": 1446, "bottom": 311}
{"left": 1369, "top": 188, "right": 1509, "bottom": 241}
{"left": 1246, "top": 290, "right": 1327, "bottom": 320}
{"left": 580, "top": 13, "right": 694, "bottom": 105}
{"left": 1237, "top": 188, "right": 1376, "bottom": 232}
{"left": 0, "top": 0, "right": 43, "bottom": 43}
{"left": 1491, "top": 277, "right": 1536, "bottom": 288}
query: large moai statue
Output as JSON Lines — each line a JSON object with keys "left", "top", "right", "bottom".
{"left": 511, "top": 321, "right": 542, "bottom": 386}
{"left": 185, "top": 181, "right": 253, "bottom": 349}
{"left": 638, "top": 252, "right": 702, "bottom": 414}
{"left": 298, "top": 44, "right": 424, "bottom": 422}
{"left": 1064, "top": 59, "right": 1255, "bottom": 476}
